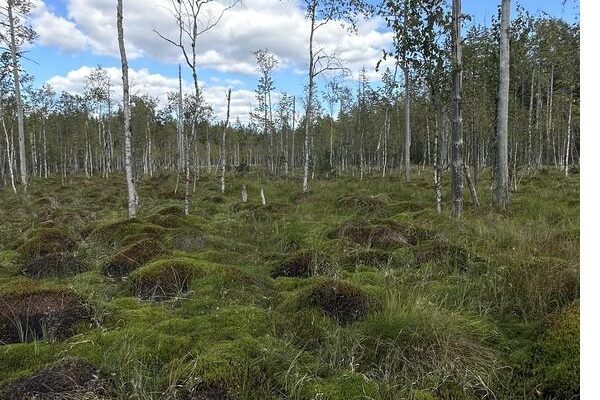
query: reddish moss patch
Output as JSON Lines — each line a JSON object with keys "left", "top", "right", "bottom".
{"left": 0, "top": 358, "right": 109, "bottom": 399}
{"left": 0, "top": 290, "right": 87, "bottom": 344}
{"left": 307, "top": 280, "right": 371, "bottom": 325}
{"left": 22, "top": 253, "right": 86, "bottom": 279}
{"left": 102, "top": 238, "right": 169, "bottom": 278}
{"left": 17, "top": 228, "right": 77, "bottom": 262}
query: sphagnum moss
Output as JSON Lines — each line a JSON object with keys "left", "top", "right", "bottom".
{"left": 0, "top": 171, "right": 579, "bottom": 399}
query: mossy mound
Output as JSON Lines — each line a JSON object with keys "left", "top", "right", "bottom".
{"left": 336, "top": 194, "right": 387, "bottom": 212}
{"left": 413, "top": 240, "right": 475, "bottom": 270}
{"left": 169, "top": 231, "right": 205, "bottom": 252}
{"left": 103, "top": 238, "right": 169, "bottom": 278}
{"left": 158, "top": 205, "right": 185, "bottom": 216}
{"left": 88, "top": 218, "right": 165, "bottom": 246}
{"left": 230, "top": 202, "right": 289, "bottom": 219}
{"left": 341, "top": 248, "right": 395, "bottom": 269}
{"left": 165, "top": 381, "right": 229, "bottom": 400}
{"left": 0, "top": 289, "right": 87, "bottom": 344}
{"left": 17, "top": 228, "right": 77, "bottom": 262}
{"left": 22, "top": 253, "right": 86, "bottom": 279}
{"left": 329, "top": 219, "right": 430, "bottom": 249}
{"left": 129, "top": 258, "right": 204, "bottom": 300}
{"left": 205, "top": 195, "right": 226, "bottom": 204}
{"left": 391, "top": 200, "right": 425, "bottom": 213}
{"left": 271, "top": 250, "right": 314, "bottom": 278}
{"left": 159, "top": 189, "right": 186, "bottom": 200}
{"left": 493, "top": 257, "right": 579, "bottom": 318}
{"left": 306, "top": 280, "right": 371, "bottom": 324}
{"left": 530, "top": 302, "right": 579, "bottom": 398}
{"left": 147, "top": 213, "right": 188, "bottom": 229}
{"left": 0, "top": 358, "right": 109, "bottom": 400}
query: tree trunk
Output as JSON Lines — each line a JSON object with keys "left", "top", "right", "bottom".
{"left": 117, "top": 0, "right": 138, "bottom": 218}
{"left": 221, "top": 89, "right": 232, "bottom": 193}
{"left": 495, "top": 0, "right": 510, "bottom": 210}
{"left": 7, "top": 1, "right": 27, "bottom": 190}
{"left": 302, "top": 4, "right": 316, "bottom": 193}
{"left": 403, "top": 66, "right": 411, "bottom": 181}
{"left": 451, "top": 0, "right": 464, "bottom": 218}
{"left": 564, "top": 92, "right": 573, "bottom": 176}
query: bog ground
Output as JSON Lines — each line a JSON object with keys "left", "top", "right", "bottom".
{"left": 0, "top": 170, "right": 579, "bottom": 400}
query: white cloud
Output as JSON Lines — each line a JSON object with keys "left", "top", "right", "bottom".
{"left": 30, "top": 0, "right": 89, "bottom": 52}
{"left": 31, "top": 0, "right": 393, "bottom": 81}
{"left": 46, "top": 66, "right": 256, "bottom": 122}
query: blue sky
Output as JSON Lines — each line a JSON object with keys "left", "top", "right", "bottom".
{"left": 20, "top": 0, "right": 579, "bottom": 120}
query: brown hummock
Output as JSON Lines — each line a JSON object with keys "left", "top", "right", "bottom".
{"left": 22, "top": 253, "right": 86, "bottom": 279}
{"left": 0, "top": 358, "right": 110, "bottom": 400}
{"left": 271, "top": 250, "right": 313, "bottom": 278}
{"left": 103, "top": 238, "right": 168, "bottom": 277}
{"left": 307, "top": 280, "right": 371, "bottom": 325}
{"left": 0, "top": 290, "right": 87, "bottom": 344}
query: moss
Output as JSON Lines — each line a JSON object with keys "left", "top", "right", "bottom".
{"left": 147, "top": 213, "right": 189, "bottom": 229}
{"left": 306, "top": 371, "right": 379, "bottom": 400}
{"left": 0, "top": 288, "right": 88, "bottom": 344}
{"left": 22, "top": 253, "right": 86, "bottom": 279}
{"left": 305, "top": 279, "right": 371, "bottom": 325}
{"left": 89, "top": 218, "right": 165, "bottom": 247}
{"left": 270, "top": 250, "right": 314, "bottom": 278}
{"left": 413, "top": 240, "right": 476, "bottom": 271}
{"left": 0, "top": 357, "right": 109, "bottom": 399}
{"left": 17, "top": 228, "right": 77, "bottom": 262}
{"left": 103, "top": 238, "right": 169, "bottom": 277}
{"left": 329, "top": 219, "right": 433, "bottom": 249}
{"left": 529, "top": 302, "right": 579, "bottom": 398}
{"left": 340, "top": 248, "right": 396, "bottom": 270}
{"left": 158, "top": 205, "right": 185, "bottom": 216}
{"left": 129, "top": 258, "right": 206, "bottom": 300}
{"left": 336, "top": 194, "right": 387, "bottom": 212}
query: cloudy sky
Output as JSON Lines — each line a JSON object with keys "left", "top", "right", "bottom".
{"left": 22, "top": 0, "right": 578, "bottom": 121}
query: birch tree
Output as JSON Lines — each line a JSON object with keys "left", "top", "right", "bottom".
{"left": 451, "top": 0, "right": 463, "bottom": 217}
{"left": 117, "top": 0, "right": 138, "bottom": 218}
{"left": 1, "top": 0, "right": 36, "bottom": 190}
{"left": 155, "top": 0, "right": 238, "bottom": 214}
{"left": 495, "top": 0, "right": 510, "bottom": 210}
{"left": 298, "top": 0, "right": 367, "bottom": 192}
{"left": 220, "top": 88, "right": 231, "bottom": 193}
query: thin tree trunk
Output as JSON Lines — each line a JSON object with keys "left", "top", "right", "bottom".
{"left": 7, "top": 1, "right": 27, "bottom": 190}
{"left": 451, "top": 0, "right": 464, "bottom": 218}
{"left": 564, "top": 92, "right": 573, "bottom": 176}
{"left": 495, "top": 0, "right": 510, "bottom": 210}
{"left": 221, "top": 89, "right": 231, "bottom": 193}
{"left": 117, "top": 0, "right": 138, "bottom": 218}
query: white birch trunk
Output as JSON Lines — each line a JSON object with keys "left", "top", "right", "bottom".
{"left": 117, "top": 0, "right": 138, "bottom": 218}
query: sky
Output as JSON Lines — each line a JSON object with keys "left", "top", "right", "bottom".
{"left": 18, "top": 0, "right": 579, "bottom": 122}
